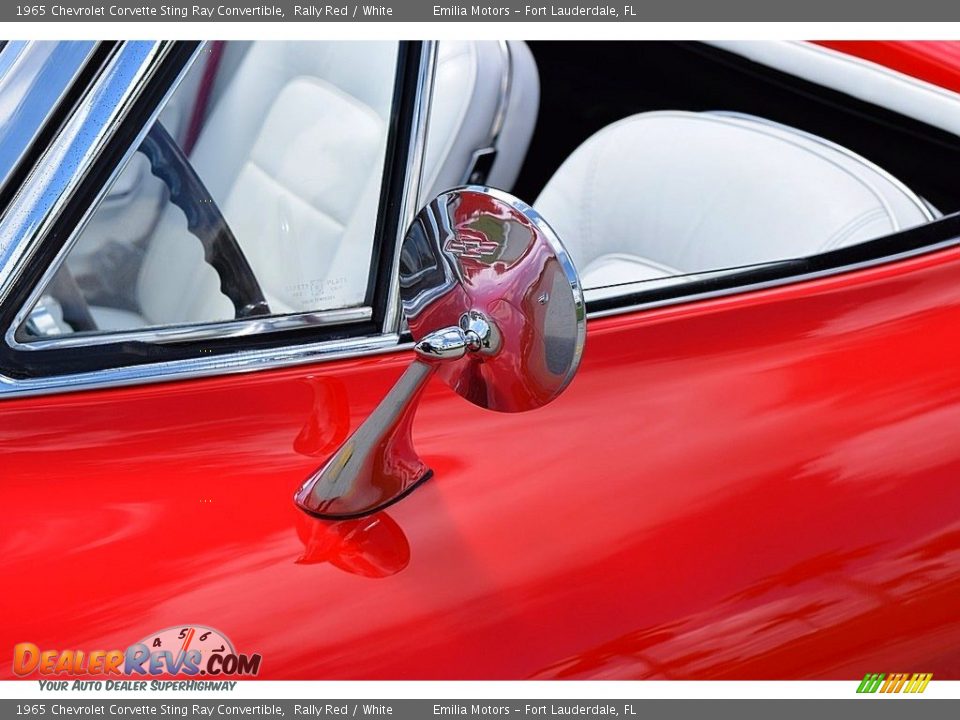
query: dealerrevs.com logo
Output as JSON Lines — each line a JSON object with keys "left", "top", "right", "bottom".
{"left": 12, "top": 625, "right": 261, "bottom": 683}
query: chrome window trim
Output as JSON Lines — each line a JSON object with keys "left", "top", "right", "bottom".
{"left": 489, "top": 40, "right": 513, "bottom": 145}
{"left": 0, "top": 43, "right": 100, "bottom": 286}
{"left": 0, "top": 40, "right": 436, "bottom": 399}
{"left": 10, "top": 306, "right": 373, "bottom": 351}
{"left": 4, "top": 40, "right": 201, "bottom": 353}
{"left": 384, "top": 41, "right": 436, "bottom": 334}
{"left": 0, "top": 41, "right": 98, "bottom": 201}
{"left": 0, "top": 42, "right": 169, "bottom": 311}
{"left": 0, "top": 332, "right": 407, "bottom": 399}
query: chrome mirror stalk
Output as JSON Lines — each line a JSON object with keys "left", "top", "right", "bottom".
{"left": 294, "top": 311, "right": 499, "bottom": 519}
{"left": 294, "top": 357, "right": 434, "bottom": 520}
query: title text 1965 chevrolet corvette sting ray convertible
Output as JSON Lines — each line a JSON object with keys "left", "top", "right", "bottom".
{"left": 2, "top": 39, "right": 960, "bottom": 679}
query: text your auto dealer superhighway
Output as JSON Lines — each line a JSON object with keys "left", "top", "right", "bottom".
{"left": 47, "top": 4, "right": 284, "bottom": 17}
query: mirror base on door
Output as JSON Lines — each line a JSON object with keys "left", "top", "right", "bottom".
{"left": 294, "top": 359, "right": 436, "bottom": 520}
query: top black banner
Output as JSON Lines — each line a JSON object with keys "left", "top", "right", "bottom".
{"left": 3, "top": 0, "right": 955, "bottom": 22}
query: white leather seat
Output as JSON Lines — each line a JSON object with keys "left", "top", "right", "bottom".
{"left": 91, "top": 41, "right": 539, "bottom": 331}
{"left": 535, "top": 110, "right": 935, "bottom": 295}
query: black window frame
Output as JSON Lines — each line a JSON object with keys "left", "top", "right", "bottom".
{"left": 0, "top": 40, "right": 425, "bottom": 381}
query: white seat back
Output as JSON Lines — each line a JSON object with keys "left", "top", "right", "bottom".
{"left": 535, "top": 111, "right": 933, "bottom": 292}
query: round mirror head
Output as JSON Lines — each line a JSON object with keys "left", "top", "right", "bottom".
{"left": 399, "top": 187, "right": 585, "bottom": 412}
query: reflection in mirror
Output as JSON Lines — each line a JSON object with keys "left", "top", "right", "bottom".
{"left": 401, "top": 188, "right": 585, "bottom": 412}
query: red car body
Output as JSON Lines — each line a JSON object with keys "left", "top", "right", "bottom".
{"left": 3, "top": 41, "right": 960, "bottom": 680}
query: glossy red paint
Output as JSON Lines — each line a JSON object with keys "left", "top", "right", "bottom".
{"left": 4, "top": 241, "right": 960, "bottom": 679}
{"left": 816, "top": 41, "right": 960, "bottom": 93}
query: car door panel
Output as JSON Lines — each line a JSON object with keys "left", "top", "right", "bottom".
{"left": 4, "top": 242, "right": 960, "bottom": 680}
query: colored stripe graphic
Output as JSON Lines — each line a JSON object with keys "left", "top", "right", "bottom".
{"left": 857, "top": 672, "right": 931, "bottom": 693}
{"left": 856, "top": 673, "right": 884, "bottom": 693}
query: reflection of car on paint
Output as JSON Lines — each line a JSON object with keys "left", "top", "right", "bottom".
{"left": 3, "top": 39, "right": 960, "bottom": 679}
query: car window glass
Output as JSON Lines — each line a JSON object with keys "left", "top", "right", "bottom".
{"left": 17, "top": 41, "right": 399, "bottom": 341}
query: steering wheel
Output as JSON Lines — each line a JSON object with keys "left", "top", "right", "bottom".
{"left": 138, "top": 122, "right": 270, "bottom": 320}
{"left": 29, "top": 123, "right": 270, "bottom": 338}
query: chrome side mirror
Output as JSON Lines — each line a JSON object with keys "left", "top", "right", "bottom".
{"left": 294, "top": 188, "right": 585, "bottom": 519}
